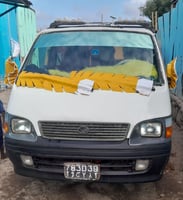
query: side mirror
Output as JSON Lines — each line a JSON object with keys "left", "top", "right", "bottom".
{"left": 166, "top": 58, "right": 177, "bottom": 89}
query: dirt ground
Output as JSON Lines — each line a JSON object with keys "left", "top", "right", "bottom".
{"left": 0, "top": 88, "right": 183, "bottom": 200}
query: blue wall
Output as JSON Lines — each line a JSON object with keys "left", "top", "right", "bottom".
{"left": 158, "top": 0, "right": 183, "bottom": 97}
{"left": 0, "top": 4, "right": 20, "bottom": 77}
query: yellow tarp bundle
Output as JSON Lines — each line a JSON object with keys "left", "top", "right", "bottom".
{"left": 16, "top": 71, "right": 139, "bottom": 94}
{"left": 4, "top": 58, "right": 18, "bottom": 85}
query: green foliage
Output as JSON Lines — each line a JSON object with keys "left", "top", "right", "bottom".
{"left": 142, "top": 0, "right": 171, "bottom": 19}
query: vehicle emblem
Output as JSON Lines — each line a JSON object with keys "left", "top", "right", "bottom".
{"left": 78, "top": 125, "right": 89, "bottom": 135}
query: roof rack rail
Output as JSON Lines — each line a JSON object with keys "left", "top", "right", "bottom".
{"left": 114, "top": 20, "right": 154, "bottom": 31}
{"left": 49, "top": 20, "right": 86, "bottom": 28}
{"left": 49, "top": 19, "right": 155, "bottom": 32}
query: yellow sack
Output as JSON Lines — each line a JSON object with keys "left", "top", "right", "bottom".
{"left": 166, "top": 58, "right": 177, "bottom": 89}
{"left": 4, "top": 57, "right": 18, "bottom": 85}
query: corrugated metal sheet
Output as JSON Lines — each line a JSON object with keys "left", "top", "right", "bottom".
{"left": 157, "top": 0, "right": 183, "bottom": 97}
{"left": 17, "top": 6, "right": 36, "bottom": 60}
{"left": 0, "top": 4, "right": 19, "bottom": 76}
{"left": 0, "top": 3, "right": 36, "bottom": 78}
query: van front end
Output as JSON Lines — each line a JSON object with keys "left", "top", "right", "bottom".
{"left": 5, "top": 116, "right": 171, "bottom": 183}
{"left": 5, "top": 86, "right": 172, "bottom": 183}
{"left": 5, "top": 22, "right": 173, "bottom": 183}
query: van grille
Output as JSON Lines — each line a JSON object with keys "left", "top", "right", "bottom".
{"left": 39, "top": 121, "right": 129, "bottom": 141}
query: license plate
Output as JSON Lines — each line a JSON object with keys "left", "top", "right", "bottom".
{"left": 64, "top": 162, "right": 100, "bottom": 181}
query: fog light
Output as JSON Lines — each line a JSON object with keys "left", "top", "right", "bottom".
{"left": 20, "top": 155, "right": 34, "bottom": 166}
{"left": 135, "top": 160, "right": 149, "bottom": 171}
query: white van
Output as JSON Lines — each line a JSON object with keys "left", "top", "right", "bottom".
{"left": 5, "top": 21, "right": 172, "bottom": 183}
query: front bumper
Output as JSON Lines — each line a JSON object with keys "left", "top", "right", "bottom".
{"left": 5, "top": 136, "right": 171, "bottom": 183}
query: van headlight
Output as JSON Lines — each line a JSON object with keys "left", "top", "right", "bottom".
{"left": 11, "top": 118, "right": 32, "bottom": 134}
{"left": 140, "top": 122, "right": 161, "bottom": 137}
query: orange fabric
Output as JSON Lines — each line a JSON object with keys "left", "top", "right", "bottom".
{"left": 16, "top": 71, "right": 139, "bottom": 94}
{"left": 166, "top": 58, "right": 177, "bottom": 89}
{"left": 4, "top": 58, "right": 18, "bottom": 85}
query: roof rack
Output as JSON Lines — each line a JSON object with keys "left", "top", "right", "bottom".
{"left": 49, "top": 20, "right": 154, "bottom": 32}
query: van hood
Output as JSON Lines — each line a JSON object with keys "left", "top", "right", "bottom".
{"left": 8, "top": 86, "right": 171, "bottom": 124}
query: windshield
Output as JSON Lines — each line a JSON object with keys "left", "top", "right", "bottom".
{"left": 22, "top": 31, "right": 159, "bottom": 81}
